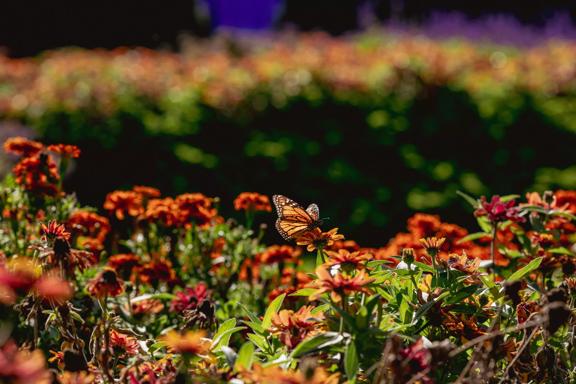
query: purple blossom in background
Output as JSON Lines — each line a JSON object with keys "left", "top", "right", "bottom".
{"left": 384, "top": 12, "right": 576, "bottom": 46}
{"left": 205, "top": 0, "right": 283, "bottom": 30}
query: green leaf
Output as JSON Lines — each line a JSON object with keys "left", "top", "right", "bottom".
{"left": 457, "top": 190, "right": 479, "bottom": 208}
{"left": 261, "top": 293, "right": 286, "bottom": 330}
{"left": 345, "top": 341, "right": 359, "bottom": 379}
{"left": 457, "top": 232, "right": 489, "bottom": 244}
{"left": 234, "top": 342, "right": 255, "bottom": 371}
{"left": 212, "top": 326, "right": 246, "bottom": 351}
{"left": 399, "top": 295, "right": 410, "bottom": 323}
{"left": 507, "top": 257, "right": 543, "bottom": 282}
{"left": 247, "top": 333, "right": 269, "bottom": 352}
{"left": 213, "top": 319, "right": 236, "bottom": 343}
{"left": 289, "top": 288, "right": 316, "bottom": 297}
{"left": 499, "top": 194, "right": 520, "bottom": 202}
{"left": 414, "top": 262, "right": 434, "bottom": 273}
{"left": 444, "top": 285, "right": 479, "bottom": 305}
{"left": 290, "top": 332, "right": 344, "bottom": 358}
{"left": 476, "top": 216, "right": 493, "bottom": 233}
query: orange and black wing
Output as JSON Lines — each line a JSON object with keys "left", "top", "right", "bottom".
{"left": 273, "top": 195, "right": 317, "bottom": 240}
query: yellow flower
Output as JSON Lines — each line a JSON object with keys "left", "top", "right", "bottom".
{"left": 161, "top": 330, "right": 210, "bottom": 356}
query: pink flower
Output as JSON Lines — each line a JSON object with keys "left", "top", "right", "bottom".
{"left": 474, "top": 196, "right": 525, "bottom": 223}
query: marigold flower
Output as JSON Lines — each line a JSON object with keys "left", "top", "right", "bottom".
{"left": 175, "top": 193, "right": 217, "bottom": 228}
{"left": 143, "top": 197, "right": 179, "bottom": 227}
{"left": 87, "top": 268, "right": 124, "bottom": 298}
{"left": 234, "top": 192, "right": 272, "bottom": 212}
{"left": 103, "top": 190, "right": 144, "bottom": 220}
{"left": 13, "top": 153, "right": 60, "bottom": 196}
{"left": 161, "top": 330, "right": 210, "bottom": 356}
{"left": 3, "top": 137, "right": 43, "bottom": 157}
{"left": 133, "top": 185, "right": 161, "bottom": 198}
{"left": 240, "top": 364, "right": 339, "bottom": 384}
{"left": 270, "top": 306, "right": 325, "bottom": 349}
{"left": 258, "top": 245, "right": 301, "bottom": 264}
{"left": 170, "top": 283, "right": 209, "bottom": 312}
{"left": 296, "top": 228, "right": 344, "bottom": 252}
{"left": 67, "top": 210, "right": 110, "bottom": 243}
{"left": 309, "top": 265, "right": 374, "bottom": 302}
{"left": 324, "top": 249, "right": 373, "bottom": 270}
{"left": 41, "top": 220, "right": 71, "bottom": 241}
{"left": 0, "top": 342, "right": 51, "bottom": 384}
{"left": 47, "top": 144, "right": 81, "bottom": 158}
{"left": 438, "top": 252, "right": 481, "bottom": 274}
{"left": 474, "top": 195, "right": 525, "bottom": 223}
{"left": 109, "top": 330, "right": 139, "bottom": 356}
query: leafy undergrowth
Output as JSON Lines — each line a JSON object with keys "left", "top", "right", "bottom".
{"left": 1, "top": 137, "right": 575, "bottom": 383}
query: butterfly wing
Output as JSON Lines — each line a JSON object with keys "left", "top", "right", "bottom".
{"left": 273, "top": 195, "right": 318, "bottom": 240}
{"left": 306, "top": 204, "right": 320, "bottom": 221}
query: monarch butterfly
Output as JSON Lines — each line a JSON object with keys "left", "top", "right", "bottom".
{"left": 272, "top": 195, "right": 323, "bottom": 240}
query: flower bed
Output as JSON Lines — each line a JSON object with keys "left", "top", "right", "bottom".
{"left": 1, "top": 137, "right": 575, "bottom": 382}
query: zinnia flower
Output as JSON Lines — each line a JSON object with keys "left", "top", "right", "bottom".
{"left": 296, "top": 228, "right": 345, "bottom": 252}
{"left": 258, "top": 245, "right": 301, "bottom": 264}
{"left": 47, "top": 144, "right": 81, "bottom": 158}
{"left": 67, "top": 210, "right": 110, "bottom": 243}
{"left": 107, "top": 254, "right": 140, "bottom": 280}
{"left": 143, "top": 198, "right": 179, "bottom": 227}
{"left": 175, "top": 193, "right": 217, "bottom": 228}
{"left": 133, "top": 185, "right": 161, "bottom": 198}
{"left": 474, "top": 195, "right": 525, "bottom": 224}
{"left": 103, "top": 190, "right": 144, "bottom": 220}
{"left": 41, "top": 220, "right": 71, "bottom": 242}
{"left": 324, "top": 249, "right": 373, "bottom": 271}
{"left": 309, "top": 266, "right": 374, "bottom": 302}
{"left": 234, "top": 192, "right": 272, "bottom": 212}
{"left": 170, "top": 283, "right": 209, "bottom": 312}
{"left": 13, "top": 153, "right": 60, "bottom": 196}
{"left": 161, "top": 330, "right": 210, "bottom": 356}
{"left": 3, "top": 137, "right": 43, "bottom": 157}
{"left": 240, "top": 365, "right": 339, "bottom": 384}
{"left": 87, "top": 268, "right": 124, "bottom": 298}
{"left": 270, "top": 306, "right": 325, "bottom": 348}
{"left": 109, "top": 330, "right": 139, "bottom": 356}
{"left": 33, "top": 274, "right": 73, "bottom": 305}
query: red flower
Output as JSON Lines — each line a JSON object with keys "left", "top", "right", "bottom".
{"left": 175, "top": 193, "right": 217, "bottom": 228}
{"left": 103, "top": 190, "right": 144, "bottom": 220}
{"left": 170, "top": 283, "right": 209, "bottom": 312}
{"left": 143, "top": 198, "right": 179, "bottom": 227}
{"left": 109, "top": 330, "right": 139, "bottom": 356}
{"left": 137, "top": 259, "right": 177, "bottom": 286}
{"left": 47, "top": 144, "right": 81, "bottom": 158}
{"left": 3, "top": 137, "right": 43, "bottom": 157}
{"left": 67, "top": 210, "right": 110, "bottom": 243}
{"left": 87, "top": 268, "right": 124, "bottom": 298}
{"left": 233, "top": 192, "right": 272, "bottom": 212}
{"left": 33, "top": 274, "right": 73, "bottom": 305}
{"left": 133, "top": 185, "right": 161, "bottom": 198}
{"left": 474, "top": 195, "right": 525, "bottom": 223}
{"left": 13, "top": 153, "right": 60, "bottom": 196}
{"left": 41, "top": 221, "right": 71, "bottom": 241}
{"left": 258, "top": 245, "right": 301, "bottom": 264}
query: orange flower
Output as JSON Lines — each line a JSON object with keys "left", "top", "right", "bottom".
{"left": 258, "top": 245, "right": 301, "bottom": 264}
{"left": 296, "top": 228, "right": 344, "bottom": 252}
{"left": 131, "top": 299, "right": 164, "bottom": 316}
{"left": 326, "top": 239, "right": 360, "bottom": 252}
{"left": 109, "top": 330, "right": 139, "bottom": 355}
{"left": 161, "top": 330, "right": 210, "bottom": 355}
{"left": 143, "top": 198, "right": 179, "bottom": 227}
{"left": 0, "top": 342, "right": 51, "bottom": 384}
{"left": 103, "top": 190, "right": 144, "bottom": 220}
{"left": 13, "top": 153, "right": 60, "bottom": 196}
{"left": 555, "top": 190, "right": 576, "bottom": 214}
{"left": 438, "top": 252, "right": 481, "bottom": 274}
{"left": 87, "top": 268, "right": 124, "bottom": 298}
{"left": 241, "top": 364, "right": 339, "bottom": 384}
{"left": 419, "top": 237, "right": 446, "bottom": 253}
{"left": 324, "top": 249, "right": 373, "bottom": 270}
{"left": 137, "top": 259, "right": 177, "bottom": 286}
{"left": 107, "top": 254, "right": 140, "bottom": 280}
{"left": 270, "top": 306, "right": 325, "bottom": 348}
{"left": 3, "top": 137, "right": 43, "bottom": 157}
{"left": 233, "top": 192, "right": 272, "bottom": 212}
{"left": 0, "top": 258, "right": 41, "bottom": 298}
{"left": 67, "top": 210, "right": 110, "bottom": 243}
{"left": 175, "top": 193, "right": 217, "bottom": 228}
{"left": 41, "top": 221, "right": 71, "bottom": 241}
{"left": 309, "top": 266, "right": 374, "bottom": 302}
{"left": 47, "top": 144, "right": 81, "bottom": 158}
{"left": 133, "top": 185, "right": 161, "bottom": 198}
{"left": 33, "top": 274, "right": 73, "bottom": 304}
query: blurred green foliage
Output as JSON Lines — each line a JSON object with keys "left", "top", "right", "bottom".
{"left": 2, "top": 34, "right": 576, "bottom": 244}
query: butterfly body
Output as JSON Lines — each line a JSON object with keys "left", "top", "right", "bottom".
{"left": 272, "top": 195, "right": 323, "bottom": 240}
